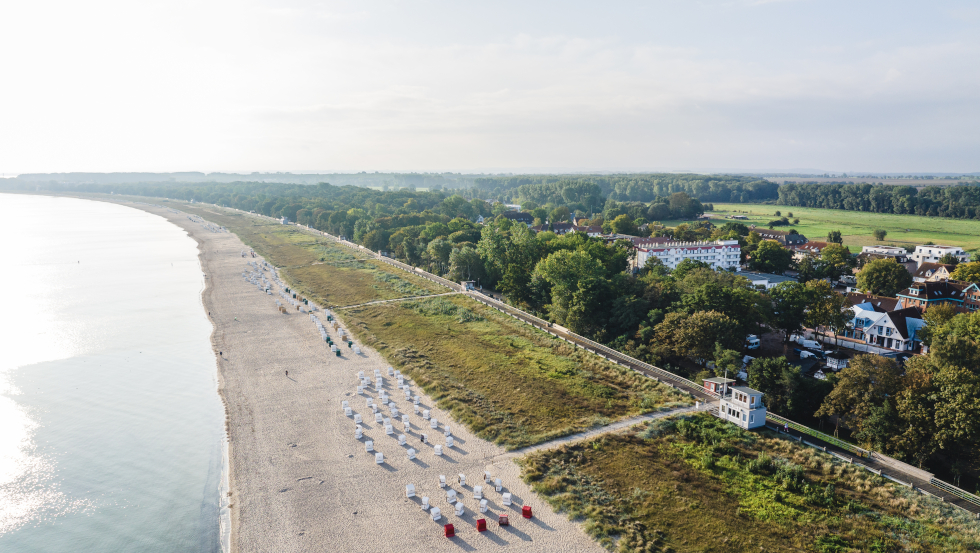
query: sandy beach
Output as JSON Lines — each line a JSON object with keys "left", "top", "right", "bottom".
{"left": 117, "top": 201, "right": 605, "bottom": 553}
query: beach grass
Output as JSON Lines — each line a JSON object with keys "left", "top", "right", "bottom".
{"left": 342, "top": 295, "right": 692, "bottom": 449}
{"left": 662, "top": 203, "right": 980, "bottom": 253}
{"left": 520, "top": 413, "right": 980, "bottom": 553}
{"left": 170, "top": 204, "right": 447, "bottom": 306}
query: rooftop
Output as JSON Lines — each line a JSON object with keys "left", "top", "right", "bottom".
{"left": 737, "top": 271, "right": 798, "bottom": 284}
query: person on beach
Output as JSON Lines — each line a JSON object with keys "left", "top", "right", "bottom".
{"left": 285, "top": 370, "right": 288, "bottom": 376}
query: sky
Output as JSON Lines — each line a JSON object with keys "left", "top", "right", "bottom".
{"left": 1, "top": 0, "right": 978, "bottom": 174}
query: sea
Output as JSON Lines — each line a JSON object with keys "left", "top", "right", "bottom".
{"left": 0, "top": 194, "right": 227, "bottom": 552}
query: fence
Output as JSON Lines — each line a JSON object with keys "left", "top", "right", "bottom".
{"left": 466, "top": 292, "right": 719, "bottom": 399}
{"left": 765, "top": 412, "right": 871, "bottom": 459}
{"left": 930, "top": 479, "right": 980, "bottom": 508}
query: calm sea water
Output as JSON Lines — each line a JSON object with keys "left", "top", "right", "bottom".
{"left": 0, "top": 194, "right": 226, "bottom": 552}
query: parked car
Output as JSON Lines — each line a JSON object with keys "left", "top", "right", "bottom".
{"left": 744, "top": 335, "right": 760, "bottom": 350}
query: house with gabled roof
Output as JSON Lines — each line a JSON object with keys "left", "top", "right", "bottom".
{"left": 896, "top": 280, "right": 977, "bottom": 310}
{"left": 912, "top": 262, "right": 955, "bottom": 283}
{"left": 846, "top": 301, "right": 926, "bottom": 352}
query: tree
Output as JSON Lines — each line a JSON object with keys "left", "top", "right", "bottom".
{"left": 448, "top": 245, "right": 484, "bottom": 282}
{"left": 950, "top": 261, "right": 980, "bottom": 283}
{"left": 650, "top": 310, "right": 740, "bottom": 363}
{"left": 769, "top": 281, "right": 811, "bottom": 340}
{"left": 805, "top": 280, "right": 852, "bottom": 348}
{"left": 938, "top": 252, "right": 960, "bottom": 266}
{"left": 796, "top": 255, "right": 818, "bottom": 284}
{"left": 816, "top": 355, "right": 903, "bottom": 437}
{"left": 533, "top": 249, "right": 607, "bottom": 335}
{"left": 856, "top": 258, "right": 913, "bottom": 296}
{"left": 476, "top": 225, "right": 506, "bottom": 286}
{"left": 610, "top": 214, "right": 638, "bottom": 235}
{"left": 749, "top": 240, "right": 793, "bottom": 274}
{"left": 827, "top": 230, "right": 843, "bottom": 244}
{"left": 713, "top": 343, "right": 742, "bottom": 378}
{"left": 747, "top": 357, "right": 800, "bottom": 415}
{"left": 818, "top": 243, "right": 855, "bottom": 282}
{"left": 426, "top": 238, "right": 453, "bottom": 269}
{"left": 872, "top": 229, "right": 887, "bottom": 241}
{"left": 672, "top": 258, "right": 712, "bottom": 279}
{"left": 549, "top": 206, "right": 571, "bottom": 223}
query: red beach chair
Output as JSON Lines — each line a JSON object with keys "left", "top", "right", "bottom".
{"left": 498, "top": 514, "right": 509, "bottom": 526}
{"left": 444, "top": 524, "right": 455, "bottom": 538}
{"left": 476, "top": 518, "right": 487, "bottom": 532}
{"left": 522, "top": 505, "right": 533, "bottom": 518}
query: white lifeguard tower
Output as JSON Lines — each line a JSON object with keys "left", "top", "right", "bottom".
{"left": 718, "top": 386, "right": 766, "bottom": 430}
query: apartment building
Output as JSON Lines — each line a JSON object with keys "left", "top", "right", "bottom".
{"left": 911, "top": 245, "right": 969, "bottom": 266}
{"left": 635, "top": 239, "right": 741, "bottom": 270}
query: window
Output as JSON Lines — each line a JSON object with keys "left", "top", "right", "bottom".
{"left": 749, "top": 415, "right": 754, "bottom": 423}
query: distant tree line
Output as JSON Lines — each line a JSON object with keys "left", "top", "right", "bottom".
{"left": 777, "top": 182, "right": 980, "bottom": 219}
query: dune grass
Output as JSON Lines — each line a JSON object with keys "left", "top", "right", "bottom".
{"left": 343, "top": 295, "right": 692, "bottom": 449}
{"left": 521, "top": 413, "right": 980, "bottom": 553}
{"left": 171, "top": 203, "right": 446, "bottom": 306}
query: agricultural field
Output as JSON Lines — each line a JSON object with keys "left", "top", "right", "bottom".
{"left": 521, "top": 413, "right": 980, "bottom": 553}
{"left": 666, "top": 203, "right": 980, "bottom": 253}
{"left": 342, "top": 295, "right": 691, "bottom": 449}
{"left": 171, "top": 202, "right": 447, "bottom": 306}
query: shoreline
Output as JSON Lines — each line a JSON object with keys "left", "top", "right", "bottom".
{"left": 106, "top": 198, "right": 605, "bottom": 552}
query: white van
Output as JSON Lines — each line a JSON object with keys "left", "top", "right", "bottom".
{"left": 801, "top": 339, "right": 822, "bottom": 350}
{"left": 745, "top": 335, "right": 760, "bottom": 350}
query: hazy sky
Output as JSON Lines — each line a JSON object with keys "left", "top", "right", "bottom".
{"left": 2, "top": 1, "right": 978, "bottom": 174}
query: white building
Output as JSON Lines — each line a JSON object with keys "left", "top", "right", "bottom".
{"left": 636, "top": 239, "right": 740, "bottom": 271}
{"left": 862, "top": 245, "right": 908, "bottom": 256}
{"left": 737, "top": 271, "right": 798, "bottom": 290}
{"left": 911, "top": 245, "right": 968, "bottom": 266}
{"left": 719, "top": 386, "right": 767, "bottom": 430}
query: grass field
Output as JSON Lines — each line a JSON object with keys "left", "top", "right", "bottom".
{"left": 343, "top": 295, "right": 691, "bottom": 449}
{"left": 171, "top": 203, "right": 447, "bottom": 306}
{"left": 664, "top": 203, "right": 980, "bottom": 253}
{"left": 521, "top": 413, "right": 980, "bottom": 553}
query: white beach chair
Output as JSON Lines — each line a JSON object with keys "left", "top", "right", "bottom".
{"left": 454, "top": 502, "right": 464, "bottom": 516}
{"left": 344, "top": 407, "right": 352, "bottom": 417}
{"left": 407, "top": 448, "right": 416, "bottom": 460}
{"left": 384, "top": 424, "right": 393, "bottom": 435}
{"left": 398, "top": 434, "right": 406, "bottom": 445}
{"left": 429, "top": 419, "right": 438, "bottom": 429}
{"left": 430, "top": 507, "right": 441, "bottom": 521}
{"left": 354, "top": 427, "right": 363, "bottom": 439}
{"left": 502, "top": 493, "right": 512, "bottom": 506}
{"left": 458, "top": 474, "right": 466, "bottom": 486}
{"left": 495, "top": 478, "right": 502, "bottom": 492}
{"left": 445, "top": 436, "right": 454, "bottom": 448}
{"left": 375, "top": 452, "right": 384, "bottom": 464}
{"left": 422, "top": 410, "right": 430, "bottom": 420}
{"left": 439, "top": 475, "right": 446, "bottom": 488}
{"left": 406, "top": 484, "right": 416, "bottom": 498}
{"left": 434, "top": 445, "right": 443, "bottom": 456}
{"left": 484, "top": 471, "right": 492, "bottom": 484}
{"left": 365, "top": 441, "right": 373, "bottom": 452}
{"left": 446, "top": 489, "right": 457, "bottom": 503}
{"left": 421, "top": 497, "right": 430, "bottom": 510}
{"left": 374, "top": 413, "right": 383, "bottom": 424}
{"left": 444, "top": 426, "right": 451, "bottom": 437}
{"left": 479, "top": 499, "right": 488, "bottom": 513}
{"left": 473, "top": 486, "right": 483, "bottom": 499}
{"left": 353, "top": 414, "right": 363, "bottom": 424}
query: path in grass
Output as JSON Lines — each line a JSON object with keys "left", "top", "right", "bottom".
{"left": 521, "top": 413, "right": 980, "bottom": 553}
{"left": 497, "top": 403, "right": 709, "bottom": 462}
{"left": 665, "top": 203, "right": 980, "bottom": 253}
{"left": 342, "top": 294, "right": 693, "bottom": 450}
{"left": 335, "top": 291, "right": 462, "bottom": 309}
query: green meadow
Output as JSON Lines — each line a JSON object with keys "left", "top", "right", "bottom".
{"left": 667, "top": 203, "right": 980, "bottom": 253}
